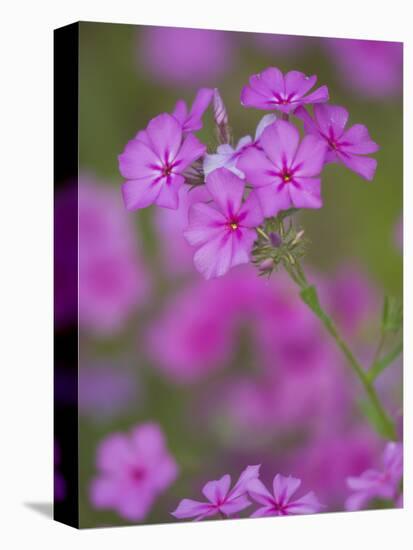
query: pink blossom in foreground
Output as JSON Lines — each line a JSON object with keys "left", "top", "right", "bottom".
{"left": 238, "top": 120, "right": 327, "bottom": 217}
{"left": 241, "top": 67, "right": 329, "bottom": 114}
{"left": 119, "top": 113, "right": 206, "bottom": 210}
{"left": 203, "top": 114, "right": 276, "bottom": 179}
{"left": 325, "top": 39, "right": 402, "bottom": 99}
{"left": 172, "top": 88, "right": 214, "bottom": 133}
{"left": 345, "top": 442, "right": 403, "bottom": 511}
{"left": 247, "top": 474, "right": 323, "bottom": 517}
{"left": 79, "top": 179, "right": 149, "bottom": 335}
{"left": 90, "top": 423, "right": 178, "bottom": 521}
{"left": 184, "top": 168, "right": 263, "bottom": 279}
{"left": 295, "top": 104, "right": 379, "bottom": 180}
{"left": 172, "top": 465, "right": 260, "bottom": 520}
{"left": 139, "top": 27, "right": 235, "bottom": 88}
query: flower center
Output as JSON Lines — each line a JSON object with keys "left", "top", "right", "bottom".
{"left": 282, "top": 171, "right": 293, "bottom": 183}
{"left": 162, "top": 164, "right": 173, "bottom": 177}
{"left": 130, "top": 466, "right": 146, "bottom": 482}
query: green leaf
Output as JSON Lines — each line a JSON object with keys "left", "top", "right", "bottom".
{"left": 300, "top": 285, "right": 322, "bottom": 317}
{"left": 382, "top": 296, "right": 403, "bottom": 333}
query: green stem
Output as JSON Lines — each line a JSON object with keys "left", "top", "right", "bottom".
{"left": 368, "top": 342, "right": 403, "bottom": 382}
{"left": 285, "top": 261, "right": 397, "bottom": 441}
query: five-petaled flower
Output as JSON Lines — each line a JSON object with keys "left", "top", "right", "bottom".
{"left": 119, "top": 113, "right": 206, "bottom": 210}
{"left": 238, "top": 119, "right": 328, "bottom": 217}
{"left": 172, "top": 465, "right": 261, "bottom": 520}
{"left": 90, "top": 422, "right": 178, "bottom": 521}
{"left": 172, "top": 88, "right": 214, "bottom": 133}
{"left": 247, "top": 474, "right": 323, "bottom": 517}
{"left": 241, "top": 67, "right": 329, "bottom": 114}
{"left": 295, "top": 104, "right": 379, "bottom": 180}
{"left": 345, "top": 442, "right": 403, "bottom": 511}
{"left": 184, "top": 167, "right": 264, "bottom": 279}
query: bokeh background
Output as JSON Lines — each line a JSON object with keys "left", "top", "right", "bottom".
{"left": 58, "top": 23, "right": 402, "bottom": 527}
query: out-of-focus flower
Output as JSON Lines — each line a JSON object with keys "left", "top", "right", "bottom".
{"left": 119, "top": 113, "right": 206, "bottom": 210}
{"left": 79, "top": 178, "right": 149, "bottom": 335}
{"left": 325, "top": 39, "right": 403, "bottom": 99}
{"left": 184, "top": 168, "right": 263, "bottom": 279}
{"left": 252, "top": 34, "right": 308, "bottom": 56}
{"left": 79, "top": 364, "right": 140, "bottom": 421}
{"left": 203, "top": 114, "right": 276, "bottom": 179}
{"left": 295, "top": 104, "right": 379, "bottom": 180}
{"left": 90, "top": 423, "right": 178, "bottom": 521}
{"left": 394, "top": 215, "right": 403, "bottom": 251}
{"left": 54, "top": 441, "right": 66, "bottom": 502}
{"left": 139, "top": 27, "right": 235, "bottom": 88}
{"left": 292, "top": 429, "right": 381, "bottom": 510}
{"left": 145, "top": 278, "right": 238, "bottom": 383}
{"left": 247, "top": 474, "right": 323, "bottom": 517}
{"left": 239, "top": 120, "right": 327, "bottom": 217}
{"left": 345, "top": 442, "right": 403, "bottom": 511}
{"left": 172, "top": 88, "right": 214, "bottom": 133}
{"left": 241, "top": 67, "right": 329, "bottom": 114}
{"left": 172, "top": 465, "right": 260, "bottom": 520}
{"left": 155, "top": 184, "right": 211, "bottom": 276}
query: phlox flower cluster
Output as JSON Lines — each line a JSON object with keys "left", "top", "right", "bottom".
{"left": 119, "top": 66, "right": 379, "bottom": 280}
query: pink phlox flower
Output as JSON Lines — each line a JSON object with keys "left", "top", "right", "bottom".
{"left": 119, "top": 113, "right": 206, "bottom": 210}
{"left": 203, "top": 114, "right": 276, "bottom": 179}
{"left": 345, "top": 442, "right": 403, "bottom": 511}
{"left": 241, "top": 67, "right": 329, "bottom": 114}
{"left": 172, "top": 88, "right": 214, "bottom": 133}
{"left": 238, "top": 119, "right": 328, "bottom": 217}
{"left": 172, "top": 465, "right": 260, "bottom": 520}
{"left": 90, "top": 422, "right": 178, "bottom": 521}
{"left": 295, "top": 104, "right": 379, "bottom": 180}
{"left": 184, "top": 167, "right": 264, "bottom": 279}
{"left": 247, "top": 474, "right": 323, "bottom": 517}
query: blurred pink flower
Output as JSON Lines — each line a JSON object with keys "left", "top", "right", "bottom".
{"left": 239, "top": 120, "right": 327, "bottom": 217}
{"left": 172, "top": 465, "right": 260, "bottom": 520}
{"left": 326, "top": 39, "right": 402, "bottom": 99}
{"left": 346, "top": 442, "right": 403, "bottom": 511}
{"left": 252, "top": 34, "right": 308, "bottom": 56}
{"left": 241, "top": 67, "right": 329, "bottom": 114}
{"left": 247, "top": 474, "right": 323, "bottom": 517}
{"left": 119, "top": 113, "right": 206, "bottom": 210}
{"left": 79, "top": 178, "right": 149, "bottom": 335}
{"left": 184, "top": 168, "right": 263, "bottom": 279}
{"left": 145, "top": 278, "right": 238, "bottom": 383}
{"left": 139, "top": 26, "right": 235, "bottom": 88}
{"left": 295, "top": 104, "right": 379, "bottom": 180}
{"left": 54, "top": 441, "right": 66, "bottom": 502}
{"left": 172, "top": 88, "right": 214, "bottom": 132}
{"left": 90, "top": 423, "right": 178, "bottom": 521}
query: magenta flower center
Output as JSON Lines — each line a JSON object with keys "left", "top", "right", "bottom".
{"left": 282, "top": 169, "right": 294, "bottom": 183}
{"left": 130, "top": 466, "right": 147, "bottom": 483}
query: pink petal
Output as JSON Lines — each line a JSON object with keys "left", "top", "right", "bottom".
{"left": 273, "top": 474, "right": 301, "bottom": 504}
{"left": 340, "top": 124, "right": 379, "bottom": 154}
{"left": 313, "top": 104, "right": 349, "bottom": 139}
{"left": 220, "top": 495, "right": 252, "bottom": 516}
{"left": 300, "top": 85, "right": 329, "bottom": 105}
{"left": 171, "top": 498, "right": 214, "bottom": 519}
{"left": 155, "top": 175, "right": 183, "bottom": 209}
{"left": 260, "top": 120, "right": 300, "bottom": 170}
{"left": 183, "top": 88, "right": 214, "bottom": 131}
{"left": 172, "top": 99, "right": 188, "bottom": 126}
{"left": 241, "top": 85, "right": 273, "bottom": 110}
{"left": 121, "top": 176, "right": 161, "bottom": 210}
{"left": 293, "top": 134, "right": 327, "bottom": 177}
{"left": 193, "top": 232, "right": 233, "bottom": 279}
{"left": 345, "top": 491, "right": 372, "bottom": 512}
{"left": 284, "top": 71, "right": 317, "bottom": 98}
{"left": 255, "top": 114, "right": 277, "bottom": 139}
{"left": 230, "top": 465, "right": 261, "bottom": 500}
{"left": 184, "top": 202, "right": 226, "bottom": 246}
{"left": 118, "top": 139, "right": 159, "bottom": 180}
{"left": 131, "top": 422, "right": 166, "bottom": 458}
{"left": 96, "top": 434, "right": 133, "bottom": 473}
{"left": 288, "top": 177, "right": 322, "bottom": 209}
{"left": 250, "top": 506, "right": 274, "bottom": 518}
{"left": 230, "top": 228, "right": 256, "bottom": 267}
{"left": 284, "top": 491, "right": 323, "bottom": 515}
{"left": 247, "top": 478, "right": 274, "bottom": 507}
{"left": 174, "top": 133, "right": 206, "bottom": 172}
{"left": 259, "top": 67, "right": 285, "bottom": 94}
{"left": 238, "top": 147, "right": 277, "bottom": 188}
{"left": 255, "top": 183, "right": 293, "bottom": 217}
{"left": 206, "top": 167, "right": 245, "bottom": 215}
{"left": 116, "top": 485, "right": 154, "bottom": 521}
{"left": 146, "top": 113, "right": 182, "bottom": 162}
{"left": 238, "top": 191, "right": 264, "bottom": 227}
{"left": 90, "top": 477, "right": 118, "bottom": 507}
{"left": 337, "top": 152, "right": 377, "bottom": 180}
{"left": 202, "top": 474, "right": 232, "bottom": 504}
